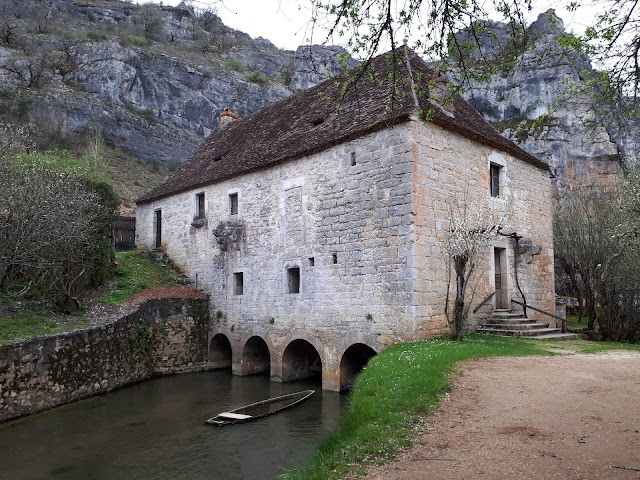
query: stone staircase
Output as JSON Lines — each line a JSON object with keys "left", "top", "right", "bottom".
{"left": 476, "top": 309, "right": 577, "bottom": 339}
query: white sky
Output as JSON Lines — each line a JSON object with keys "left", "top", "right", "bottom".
{"left": 148, "top": 0, "right": 596, "bottom": 51}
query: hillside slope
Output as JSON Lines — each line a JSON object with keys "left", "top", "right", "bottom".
{"left": 0, "top": 0, "right": 348, "bottom": 170}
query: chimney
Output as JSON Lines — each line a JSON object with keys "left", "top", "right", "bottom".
{"left": 219, "top": 107, "right": 239, "bottom": 127}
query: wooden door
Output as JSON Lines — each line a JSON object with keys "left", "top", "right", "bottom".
{"left": 155, "top": 209, "right": 162, "bottom": 249}
{"left": 494, "top": 248, "right": 504, "bottom": 309}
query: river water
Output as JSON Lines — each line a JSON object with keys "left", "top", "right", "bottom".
{"left": 0, "top": 371, "right": 345, "bottom": 480}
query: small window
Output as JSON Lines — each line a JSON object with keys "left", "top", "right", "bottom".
{"left": 350, "top": 151, "right": 356, "bottom": 166}
{"left": 233, "top": 272, "right": 243, "bottom": 295}
{"left": 287, "top": 267, "right": 300, "bottom": 294}
{"left": 196, "top": 192, "right": 205, "bottom": 219}
{"left": 229, "top": 192, "right": 238, "bottom": 215}
{"left": 332, "top": 253, "right": 338, "bottom": 264}
{"left": 308, "top": 257, "right": 315, "bottom": 266}
{"left": 490, "top": 164, "right": 501, "bottom": 198}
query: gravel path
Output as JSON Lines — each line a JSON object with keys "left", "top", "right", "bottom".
{"left": 366, "top": 351, "right": 640, "bottom": 480}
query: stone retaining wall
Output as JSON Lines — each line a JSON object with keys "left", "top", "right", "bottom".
{"left": 0, "top": 297, "right": 210, "bottom": 423}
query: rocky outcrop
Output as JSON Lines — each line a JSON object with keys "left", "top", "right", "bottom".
{"left": 453, "top": 10, "right": 630, "bottom": 191}
{"left": 0, "top": 0, "right": 348, "bottom": 169}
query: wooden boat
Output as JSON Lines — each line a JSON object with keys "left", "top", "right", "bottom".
{"left": 204, "top": 390, "right": 315, "bottom": 427}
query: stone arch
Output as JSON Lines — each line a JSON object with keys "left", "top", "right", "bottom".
{"left": 281, "top": 339, "right": 322, "bottom": 383}
{"left": 240, "top": 336, "right": 271, "bottom": 376}
{"left": 339, "top": 343, "right": 377, "bottom": 391}
{"left": 208, "top": 333, "right": 232, "bottom": 369}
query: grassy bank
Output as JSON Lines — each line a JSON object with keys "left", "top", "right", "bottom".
{"left": 97, "top": 250, "right": 182, "bottom": 306}
{"left": 0, "top": 250, "right": 182, "bottom": 345}
{"left": 282, "top": 334, "right": 549, "bottom": 479}
{"left": 0, "top": 314, "right": 89, "bottom": 345}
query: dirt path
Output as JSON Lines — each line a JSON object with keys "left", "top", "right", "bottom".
{"left": 366, "top": 351, "right": 640, "bottom": 480}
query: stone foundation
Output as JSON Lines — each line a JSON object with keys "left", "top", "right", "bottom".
{"left": 0, "top": 296, "right": 210, "bottom": 423}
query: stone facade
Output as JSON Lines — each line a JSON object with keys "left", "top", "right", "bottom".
{"left": 136, "top": 115, "right": 555, "bottom": 391}
{"left": 0, "top": 297, "right": 209, "bottom": 423}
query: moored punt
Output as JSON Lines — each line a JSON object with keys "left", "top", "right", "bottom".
{"left": 204, "top": 390, "right": 315, "bottom": 427}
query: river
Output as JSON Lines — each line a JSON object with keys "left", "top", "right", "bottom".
{"left": 0, "top": 371, "right": 345, "bottom": 480}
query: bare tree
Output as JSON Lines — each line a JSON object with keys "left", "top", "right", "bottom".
{"left": 554, "top": 184, "right": 640, "bottom": 341}
{"left": 0, "top": 133, "right": 117, "bottom": 310}
{"left": 439, "top": 188, "right": 510, "bottom": 340}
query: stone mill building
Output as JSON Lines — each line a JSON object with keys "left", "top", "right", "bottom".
{"left": 136, "top": 49, "right": 555, "bottom": 391}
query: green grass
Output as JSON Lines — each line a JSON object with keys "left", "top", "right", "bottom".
{"left": 0, "top": 314, "right": 89, "bottom": 345}
{"left": 97, "top": 250, "right": 182, "bottom": 306}
{"left": 281, "top": 334, "right": 549, "bottom": 479}
{"left": 566, "top": 314, "right": 589, "bottom": 332}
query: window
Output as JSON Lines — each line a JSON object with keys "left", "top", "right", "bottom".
{"left": 229, "top": 192, "right": 238, "bottom": 215}
{"left": 287, "top": 267, "right": 300, "bottom": 294}
{"left": 308, "top": 257, "right": 315, "bottom": 267}
{"left": 350, "top": 151, "right": 356, "bottom": 166}
{"left": 195, "top": 192, "right": 205, "bottom": 219}
{"left": 332, "top": 253, "right": 338, "bottom": 264}
{"left": 154, "top": 209, "right": 162, "bottom": 249}
{"left": 490, "top": 164, "right": 501, "bottom": 198}
{"left": 233, "top": 272, "right": 244, "bottom": 295}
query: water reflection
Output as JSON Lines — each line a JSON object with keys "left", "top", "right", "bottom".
{"left": 0, "top": 371, "right": 344, "bottom": 480}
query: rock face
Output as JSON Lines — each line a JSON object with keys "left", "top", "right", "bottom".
{"left": 453, "top": 10, "right": 631, "bottom": 191}
{"left": 0, "top": 0, "right": 349, "bottom": 169}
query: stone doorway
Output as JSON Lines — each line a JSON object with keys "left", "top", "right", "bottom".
{"left": 494, "top": 247, "right": 508, "bottom": 309}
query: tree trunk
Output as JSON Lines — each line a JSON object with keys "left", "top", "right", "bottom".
{"left": 452, "top": 256, "right": 468, "bottom": 340}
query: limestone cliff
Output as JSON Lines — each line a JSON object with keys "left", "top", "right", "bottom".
{"left": 452, "top": 10, "right": 634, "bottom": 191}
{"left": 0, "top": 0, "right": 349, "bottom": 169}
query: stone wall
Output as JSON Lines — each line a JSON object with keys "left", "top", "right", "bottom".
{"left": 137, "top": 124, "right": 419, "bottom": 352}
{"left": 410, "top": 117, "right": 555, "bottom": 329}
{"left": 0, "top": 297, "right": 210, "bottom": 423}
{"left": 136, "top": 117, "right": 555, "bottom": 390}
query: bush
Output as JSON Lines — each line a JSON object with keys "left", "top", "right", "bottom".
{"left": 0, "top": 149, "right": 118, "bottom": 311}
{"left": 227, "top": 58, "right": 245, "bottom": 72}
{"left": 128, "top": 35, "right": 150, "bottom": 47}
{"left": 135, "top": 5, "right": 164, "bottom": 41}
{"left": 245, "top": 70, "right": 268, "bottom": 84}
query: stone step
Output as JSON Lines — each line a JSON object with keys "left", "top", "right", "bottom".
{"left": 482, "top": 322, "right": 550, "bottom": 331}
{"left": 485, "top": 318, "right": 539, "bottom": 325}
{"left": 476, "top": 327, "right": 563, "bottom": 337}
{"left": 490, "top": 312, "right": 526, "bottom": 318}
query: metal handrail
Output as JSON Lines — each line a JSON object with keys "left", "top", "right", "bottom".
{"left": 511, "top": 299, "right": 567, "bottom": 333}
{"left": 472, "top": 291, "right": 496, "bottom": 314}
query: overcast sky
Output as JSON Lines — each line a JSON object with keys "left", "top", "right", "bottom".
{"left": 151, "top": 0, "right": 594, "bottom": 51}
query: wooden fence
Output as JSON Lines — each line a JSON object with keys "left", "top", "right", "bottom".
{"left": 114, "top": 216, "right": 136, "bottom": 249}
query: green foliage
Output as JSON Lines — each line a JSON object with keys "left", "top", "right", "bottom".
{"left": 97, "top": 250, "right": 182, "bottom": 306}
{"left": 85, "top": 31, "right": 109, "bottom": 42}
{"left": 135, "top": 5, "right": 164, "bottom": 41}
{"left": 0, "top": 313, "right": 89, "bottom": 345}
{"left": 128, "top": 35, "right": 150, "bottom": 47}
{"left": 226, "top": 57, "right": 245, "bottom": 72}
{"left": 282, "top": 335, "right": 547, "bottom": 479}
{"left": 490, "top": 115, "right": 559, "bottom": 143}
{"left": 139, "top": 108, "right": 158, "bottom": 125}
{"left": 245, "top": 70, "right": 268, "bottom": 84}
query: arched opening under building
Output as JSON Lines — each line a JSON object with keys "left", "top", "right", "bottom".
{"left": 339, "top": 343, "right": 377, "bottom": 391}
{"left": 281, "top": 339, "right": 322, "bottom": 383}
{"left": 241, "top": 336, "right": 271, "bottom": 376}
{"left": 208, "top": 334, "right": 232, "bottom": 369}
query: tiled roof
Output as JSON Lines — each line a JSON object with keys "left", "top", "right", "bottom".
{"left": 137, "top": 50, "right": 548, "bottom": 204}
